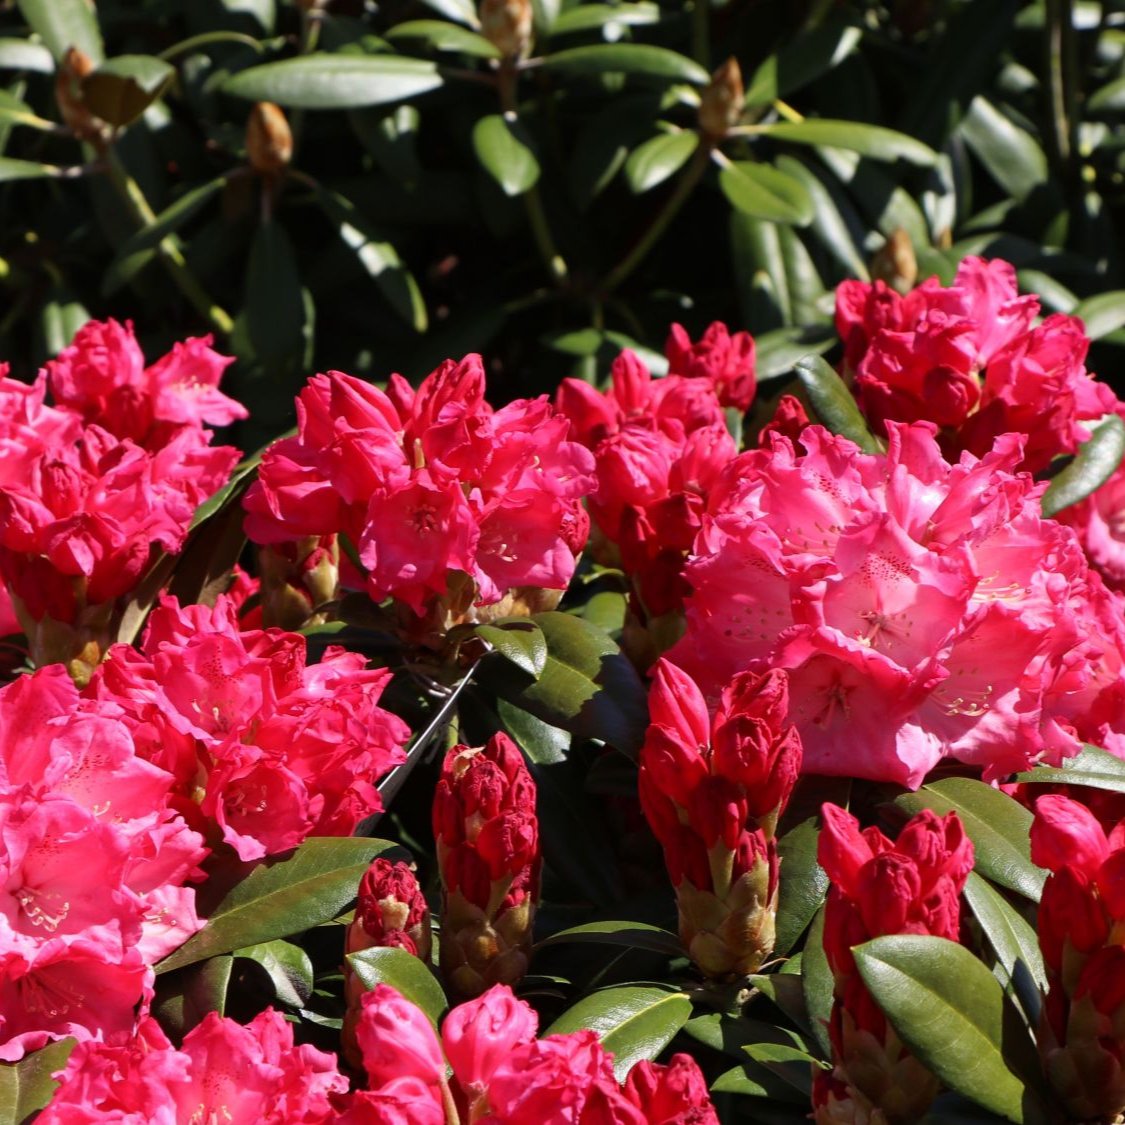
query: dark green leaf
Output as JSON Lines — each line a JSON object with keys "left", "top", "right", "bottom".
{"left": 710, "top": 1062, "right": 809, "bottom": 1101}
{"left": 744, "top": 22, "right": 862, "bottom": 105}
{"left": 683, "top": 1012, "right": 812, "bottom": 1061}
{"left": 234, "top": 940, "right": 315, "bottom": 1007}
{"left": 245, "top": 221, "right": 305, "bottom": 366}
{"left": 81, "top": 55, "right": 175, "bottom": 126}
{"left": 719, "top": 161, "right": 815, "bottom": 226}
{"left": 539, "top": 44, "right": 709, "bottom": 85}
{"left": 754, "top": 324, "right": 835, "bottom": 379}
{"left": 386, "top": 20, "right": 500, "bottom": 58}
{"left": 535, "top": 920, "right": 683, "bottom": 957}
{"left": 1042, "top": 415, "right": 1125, "bottom": 517}
{"left": 490, "top": 611, "right": 648, "bottom": 758}
{"left": 795, "top": 355, "right": 880, "bottom": 453}
{"left": 817, "top": 147, "right": 931, "bottom": 249}
{"left": 347, "top": 947, "right": 448, "bottom": 1026}
{"left": 855, "top": 934, "right": 1045, "bottom": 1122}
{"left": 760, "top": 119, "right": 937, "bottom": 166}
{"left": 1074, "top": 292, "right": 1125, "bottom": 341}
{"left": 1088, "top": 74, "right": 1125, "bottom": 113}
{"left": 775, "top": 818, "right": 829, "bottom": 956}
{"left": 0, "top": 39, "right": 55, "bottom": 73}
{"left": 497, "top": 698, "right": 570, "bottom": 764}
{"left": 800, "top": 907, "right": 834, "bottom": 1058}
{"left": 156, "top": 837, "right": 400, "bottom": 973}
{"left": 545, "top": 985, "right": 691, "bottom": 1080}
{"left": 896, "top": 779, "right": 1044, "bottom": 901}
{"left": 552, "top": 3, "right": 662, "bottom": 35}
{"left": 958, "top": 97, "right": 1047, "bottom": 201}
{"left": 477, "top": 618, "right": 548, "bottom": 677}
{"left": 0, "top": 1039, "right": 75, "bottom": 1125}
{"left": 16, "top": 0, "right": 103, "bottom": 62}
{"left": 223, "top": 53, "right": 443, "bottom": 109}
{"left": 472, "top": 113, "right": 541, "bottom": 196}
{"left": 624, "top": 130, "right": 697, "bottom": 193}
{"left": 152, "top": 955, "right": 234, "bottom": 1039}
{"left": 309, "top": 184, "right": 427, "bottom": 331}
{"left": 0, "top": 157, "right": 64, "bottom": 181}
{"left": 1016, "top": 743, "right": 1125, "bottom": 793}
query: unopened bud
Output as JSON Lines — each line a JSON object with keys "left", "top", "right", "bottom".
{"left": 258, "top": 536, "right": 339, "bottom": 630}
{"left": 480, "top": 0, "right": 534, "bottom": 59}
{"left": 870, "top": 228, "right": 918, "bottom": 296}
{"left": 698, "top": 58, "right": 744, "bottom": 140}
{"left": 246, "top": 102, "right": 293, "bottom": 177}
{"left": 55, "top": 47, "right": 102, "bottom": 142}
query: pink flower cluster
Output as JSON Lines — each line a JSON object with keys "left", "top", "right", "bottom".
{"left": 39, "top": 986, "right": 719, "bottom": 1123}
{"left": 243, "top": 358, "right": 595, "bottom": 621}
{"left": 87, "top": 594, "right": 410, "bottom": 861}
{"left": 0, "top": 665, "right": 206, "bottom": 1061}
{"left": 556, "top": 326, "right": 750, "bottom": 619}
{"left": 837, "top": 256, "right": 1118, "bottom": 472}
{"left": 669, "top": 422, "right": 1125, "bottom": 786}
{"left": 0, "top": 319, "right": 244, "bottom": 665}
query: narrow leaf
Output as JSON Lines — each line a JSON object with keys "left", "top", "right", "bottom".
{"left": 545, "top": 985, "right": 691, "bottom": 1080}
{"left": 552, "top": 3, "right": 662, "bottom": 35}
{"left": 1016, "top": 743, "right": 1125, "bottom": 794}
{"left": 754, "top": 324, "right": 835, "bottom": 379}
{"left": 223, "top": 54, "right": 443, "bottom": 109}
{"left": 759, "top": 119, "right": 937, "bottom": 166}
{"left": 16, "top": 0, "right": 103, "bottom": 62}
{"left": 156, "top": 838, "right": 400, "bottom": 973}
{"left": 775, "top": 818, "right": 829, "bottom": 955}
{"left": 795, "top": 355, "right": 880, "bottom": 453}
{"left": 959, "top": 96, "right": 1047, "bottom": 202}
{"left": 624, "top": 130, "right": 697, "bottom": 193}
{"left": 800, "top": 907, "right": 834, "bottom": 1058}
{"left": 539, "top": 44, "right": 709, "bottom": 85}
{"left": 347, "top": 947, "right": 448, "bottom": 1026}
{"left": 0, "top": 157, "right": 65, "bottom": 181}
{"left": 1042, "top": 415, "right": 1125, "bottom": 517}
{"left": 472, "top": 113, "right": 540, "bottom": 196}
{"left": 855, "top": 934, "right": 1045, "bottom": 1122}
{"left": 719, "top": 161, "right": 815, "bottom": 226}
{"left": 896, "top": 779, "right": 1044, "bottom": 901}
{"left": 0, "top": 39, "right": 56, "bottom": 73}
{"left": 535, "top": 921, "right": 683, "bottom": 957}
{"left": 385, "top": 20, "right": 500, "bottom": 58}
{"left": 245, "top": 221, "right": 305, "bottom": 365}
{"left": 963, "top": 872, "right": 1047, "bottom": 995}
{"left": 744, "top": 21, "right": 862, "bottom": 105}
{"left": 1073, "top": 292, "right": 1125, "bottom": 340}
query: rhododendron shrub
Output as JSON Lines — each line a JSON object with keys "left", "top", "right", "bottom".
{"left": 0, "top": 666, "right": 205, "bottom": 1060}
{"left": 0, "top": 319, "right": 244, "bottom": 682}
{"left": 669, "top": 421, "right": 1125, "bottom": 785}
{"left": 86, "top": 594, "right": 410, "bottom": 860}
{"left": 812, "top": 805, "right": 974, "bottom": 1123}
{"left": 837, "top": 256, "right": 1119, "bottom": 472}
{"left": 243, "top": 357, "right": 595, "bottom": 635}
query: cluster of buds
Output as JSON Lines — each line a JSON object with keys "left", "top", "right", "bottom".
{"left": 257, "top": 533, "right": 340, "bottom": 630}
{"left": 433, "top": 733, "right": 540, "bottom": 1000}
{"left": 1030, "top": 795, "right": 1125, "bottom": 1119}
{"left": 813, "top": 805, "right": 974, "bottom": 1124}
{"left": 638, "top": 659, "right": 802, "bottom": 979}
{"left": 342, "top": 858, "right": 432, "bottom": 1069}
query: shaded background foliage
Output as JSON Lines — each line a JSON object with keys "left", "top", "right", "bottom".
{"left": 0, "top": 0, "right": 1123, "bottom": 449}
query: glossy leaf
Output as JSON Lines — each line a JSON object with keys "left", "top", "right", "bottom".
{"left": 854, "top": 934, "right": 1045, "bottom": 1122}
{"left": 417, "top": 0, "right": 479, "bottom": 27}
{"left": 472, "top": 113, "right": 541, "bottom": 196}
{"left": 477, "top": 618, "right": 548, "bottom": 677}
{"left": 0, "top": 157, "right": 64, "bottom": 182}
{"left": 0, "top": 1039, "right": 75, "bottom": 1125}
{"left": 1041, "top": 415, "right": 1125, "bottom": 517}
{"left": 545, "top": 985, "right": 691, "bottom": 1080}
{"left": 624, "top": 130, "right": 697, "bottom": 193}
{"left": 156, "top": 837, "right": 400, "bottom": 973}
{"left": 1088, "top": 74, "right": 1125, "bottom": 113}
{"left": 744, "top": 21, "right": 862, "bottom": 105}
{"left": 1016, "top": 743, "right": 1125, "bottom": 793}
{"left": 795, "top": 355, "right": 880, "bottom": 453}
{"left": 489, "top": 611, "right": 648, "bottom": 758}
{"left": 800, "top": 907, "right": 834, "bottom": 1058}
{"left": 535, "top": 920, "right": 683, "bottom": 957}
{"left": 963, "top": 872, "right": 1047, "bottom": 1015}
{"left": 16, "top": 0, "right": 103, "bottom": 62}
{"left": 309, "top": 184, "right": 427, "bottom": 331}
{"left": 223, "top": 53, "right": 443, "bottom": 109}
{"left": 959, "top": 97, "right": 1047, "bottom": 202}
{"left": 497, "top": 697, "right": 569, "bottom": 764}
{"left": 539, "top": 44, "right": 709, "bottom": 85}
{"left": 0, "top": 39, "right": 55, "bottom": 73}
{"left": 234, "top": 940, "right": 315, "bottom": 1008}
{"left": 896, "top": 779, "right": 1044, "bottom": 901}
{"left": 82, "top": 55, "right": 175, "bottom": 126}
{"left": 551, "top": 3, "right": 662, "bottom": 35}
{"left": 152, "top": 955, "right": 234, "bottom": 1039}
{"left": 385, "top": 20, "right": 500, "bottom": 58}
{"left": 245, "top": 221, "right": 305, "bottom": 366}
{"left": 1073, "top": 292, "right": 1125, "bottom": 340}
{"left": 759, "top": 119, "right": 938, "bottom": 166}
{"left": 718, "top": 161, "right": 815, "bottom": 226}
{"left": 347, "top": 946, "right": 448, "bottom": 1026}
{"left": 754, "top": 324, "right": 836, "bottom": 380}
{"left": 775, "top": 818, "right": 829, "bottom": 956}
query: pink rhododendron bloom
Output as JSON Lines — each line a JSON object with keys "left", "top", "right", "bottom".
{"left": 39, "top": 1009, "right": 346, "bottom": 1123}
{"left": 836, "top": 257, "right": 1118, "bottom": 471}
{"left": 623, "top": 1055, "right": 720, "bottom": 1124}
{"left": 1059, "top": 461, "right": 1125, "bottom": 591}
{"left": 665, "top": 321, "right": 756, "bottom": 412}
{"left": 442, "top": 984, "right": 538, "bottom": 1098}
{"left": 87, "top": 594, "right": 409, "bottom": 861}
{"left": 669, "top": 421, "right": 1125, "bottom": 784}
{"left": 245, "top": 360, "right": 594, "bottom": 628}
{"left": 354, "top": 985, "right": 446, "bottom": 1097}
